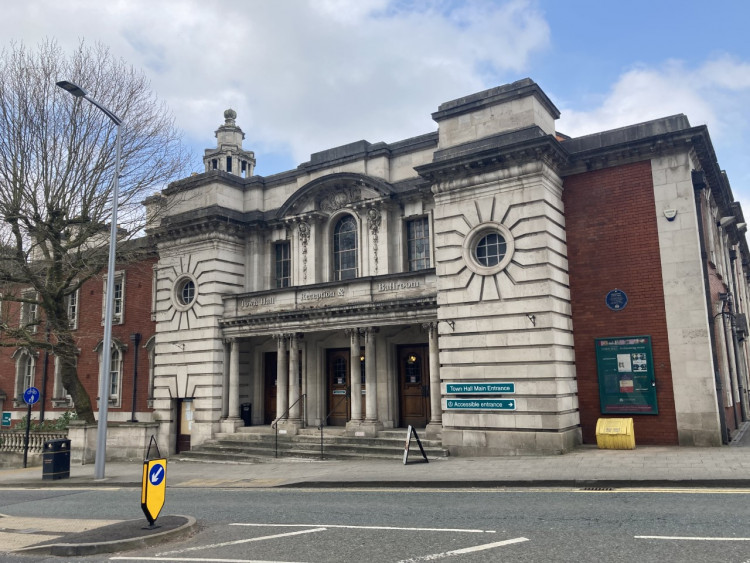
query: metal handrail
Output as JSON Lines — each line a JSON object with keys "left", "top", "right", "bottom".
{"left": 318, "top": 388, "right": 350, "bottom": 459}
{"left": 271, "top": 393, "right": 306, "bottom": 459}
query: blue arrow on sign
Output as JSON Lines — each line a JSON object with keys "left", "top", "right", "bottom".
{"left": 149, "top": 463, "right": 165, "bottom": 486}
{"left": 23, "top": 387, "right": 40, "bottom": 405}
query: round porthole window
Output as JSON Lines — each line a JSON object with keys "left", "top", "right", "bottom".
{"left": 172, "top": 275, "right": 198, "bottom": 311}
{"left": 462, "top": 222, "right": 515, "bottom": 276}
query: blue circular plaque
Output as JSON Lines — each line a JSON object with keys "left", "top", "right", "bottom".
{"left": 23, "top": 387, "right": 40, "bottom": 405}
{"left": 605, "top": 289, "right": 628, "bottom": 311}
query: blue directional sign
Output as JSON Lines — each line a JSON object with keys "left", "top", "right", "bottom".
{"left": 23, "top": 387, "right": 40, "bottom": 405}
{"left": 446, "top": 399, "right": 515, "bottom": 410}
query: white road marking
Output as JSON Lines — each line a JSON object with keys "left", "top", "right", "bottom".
{"left": 636, "top": 535, "right": 750, "bottom": 541}
{"left": 230, "top": 523, "right": 493, "bottom": 533}
{"left": 112, "top": 558, "right": 307, "bottom": 562}
{"left": 397, "top": 537, "right": 529, "bottom": 562}
{"left": 154, "top": 528, "right": 326, "bottom": 556}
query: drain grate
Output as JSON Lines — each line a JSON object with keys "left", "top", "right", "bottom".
{"left": 580, "top": 487, "right": 614, "bottom": 491}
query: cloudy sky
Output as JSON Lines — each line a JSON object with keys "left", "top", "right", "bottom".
{"left": 3, "top": 0, "right": 749, "bottom": 208}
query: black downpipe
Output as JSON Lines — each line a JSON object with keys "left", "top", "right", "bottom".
{"left": 693, "top": 170, "right": 729, "bottom": 444}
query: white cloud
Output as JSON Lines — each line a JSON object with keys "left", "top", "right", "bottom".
{"left": 557, "top": 57, "right": 750, "bottom": 141}
{"left": 0, "top": 0, "right": 550, "bottom": 171}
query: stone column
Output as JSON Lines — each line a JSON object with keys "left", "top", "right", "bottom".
{"left": 364, "top": 328, "right": 378, "bottom": 422}
{"left": 359, "top": 327, "right": 383, "bottom": 437}
{"left": 275, "top": 334, "right": 288, "bottom": 422}
{"left": 228, "top": 339, "right": 240, "bottom": 419}
{"left": 347, "top": 328, "right": 362, "bottom": 423}
{"left": 425, "top": 322, "right": 443, "bottom": 438}
{"left": 289, "top": 333, "right": 301, "bottom": 421}
{"left": 221, "top": 338, "right": 242, "bottom": 432}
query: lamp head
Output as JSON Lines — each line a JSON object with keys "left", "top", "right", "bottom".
{"left": 56, "top": 80, "right": 87, "bottom": 98}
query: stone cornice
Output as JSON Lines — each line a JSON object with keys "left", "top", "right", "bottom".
{"left": 219, "top": 295, "right": 438, "bottom": 330}
{"left": 149, "top": 205, "right": 263, "bottom": 242}
{"left": 416, "top": 128, "right": 569, "bottom": 193}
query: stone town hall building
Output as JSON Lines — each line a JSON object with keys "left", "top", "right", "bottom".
{"left": 3, "top": 78, "right": 750, "bottom": 456}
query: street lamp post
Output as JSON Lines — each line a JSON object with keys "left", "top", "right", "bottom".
{"left": 56, "top": 80, "right": 122, "bottom": 480}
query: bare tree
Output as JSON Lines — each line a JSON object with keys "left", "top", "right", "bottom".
{"left": 0, "top": 40, "right": 189, "bottom": 422}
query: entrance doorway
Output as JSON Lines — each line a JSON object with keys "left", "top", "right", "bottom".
{"left": 176, "top": 398, "right": 193, "bottom": 453}
{"left": 325, "top": 348, "right": 366, "bottom": 426}
{"left": 398, "top": 344, "right": 430, "bottom": 427}
{"left": 264, "top": 352, "right": 277, "bottom": 424}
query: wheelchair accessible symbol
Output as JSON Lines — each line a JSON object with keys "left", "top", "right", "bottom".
{"left": 149, "top": 463, "right": 165, "bottom": 486}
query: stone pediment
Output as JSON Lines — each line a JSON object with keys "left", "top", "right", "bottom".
{"left": 276, "top": 173, "right": 394, "bottom": 219}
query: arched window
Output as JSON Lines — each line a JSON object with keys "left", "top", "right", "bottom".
{"left": 110, "top": 348, "right": 122, "bottom": 399}
{"left": 13, "top": 350, "right": 35, "bottom": 401}
{"left": 94, "top": 339, "right": 125, "bottom": 407}
{"left": 333, "top": 215, "right": 358, "bottom": 281}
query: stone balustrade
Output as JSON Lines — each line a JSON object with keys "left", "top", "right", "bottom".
{"left": 0, "top": 430, "right": 68, "bottom": 454}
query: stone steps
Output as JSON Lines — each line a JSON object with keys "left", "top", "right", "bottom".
{"left": 177, "top": 428, "right": 448, "bottom": 461}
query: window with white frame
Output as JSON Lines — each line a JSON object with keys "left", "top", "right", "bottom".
{"left": 333, "top": 215, "right": 358, "bottom": 281}
{"left": 275, "top": 241, "right": 291, "bottom": 288}
{"left": 102, "top": 271, "right": 125, "bottom": 324}
{"left": 406, "top": 217, "right": 431, "bottom": 271}
{"left": 52, "top": 355, "right": 74, "bottom": 406}
{"left": 20, "top": 290, "right": 38, "bottom": 333}
{"left": 110, "top": 348, "right": 122, "bottom": 401}
{"left": 66, "top": 288, "right": 79, "bottom": 330}
{"left": 13, "top": 349, "right": 36, "bottom": 401}
{"left": 97, "top": 341, "right": 125, "bottom": 407}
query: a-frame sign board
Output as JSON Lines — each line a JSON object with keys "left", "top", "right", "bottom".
{"left": 402, "top": 425, "right": 429, "bottom": 465}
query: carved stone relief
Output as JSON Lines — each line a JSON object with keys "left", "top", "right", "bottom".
{"left": 368, "top": 208, "right": 382, "bottom": 275}
{"left": 318, "top": 186, "right": 362, "bottom": 212}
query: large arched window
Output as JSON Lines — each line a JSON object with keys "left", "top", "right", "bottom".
{"left": 333, "top": 215, "right": 358, "bottom": 281}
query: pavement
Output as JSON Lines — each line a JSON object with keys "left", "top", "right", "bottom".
{"left": 2, "top": 423, "right": 750, "bottom": 557}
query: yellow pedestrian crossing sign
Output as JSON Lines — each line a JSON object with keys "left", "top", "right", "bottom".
{"left": 141, "top": 458, "right": 167, "bottom": 526}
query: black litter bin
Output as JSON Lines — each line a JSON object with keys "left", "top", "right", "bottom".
{"left": 43, "top": 438, "right": 71, "bottom": 480}
{"left": 241, "top": 403, "right": 252, "bottom": 426}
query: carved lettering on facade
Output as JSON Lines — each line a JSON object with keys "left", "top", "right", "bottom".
{"left": 240, "top": 296, "right": 276, "bottom": 308}
{"left": 378, "top": 280, "right": 420, "bottom": 292}
{"left": 301, "top": 288, "right": 346, "bottom": 302}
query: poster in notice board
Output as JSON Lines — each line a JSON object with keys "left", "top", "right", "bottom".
{"left": 595, "top": 335, "right": 658, "bottom": 414}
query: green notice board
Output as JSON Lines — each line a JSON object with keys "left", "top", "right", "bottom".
{"left": 595, "top": 335, "right": 658, "bottom": 414}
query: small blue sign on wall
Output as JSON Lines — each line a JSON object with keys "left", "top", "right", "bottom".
{"left": 1, "top": 412, "right": 10, "bottom": 426}
{"left": 605, "top": 289, "right": 628, "bottom": 311}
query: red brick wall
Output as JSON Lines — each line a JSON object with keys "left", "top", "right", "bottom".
{"left": 0, "top": 256, "right": 156, "bottom": 423}
{"left": 563, "top": 161, "right": 679, "bottom": 445}
{"left": 74, "top": 256, "right": 157, "bottom": 418}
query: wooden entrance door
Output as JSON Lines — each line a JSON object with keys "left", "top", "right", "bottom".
{"left": 327, "top": 349, "right": 350, "bottom": 426}
{"left": 398, "top": 344, "right": 430, "bottom": 427}
{"left": 176, "top": 399, "right": 193, "bottom": 453}
{"left": 264, "top": 352, "right": 277, "bottom": 424}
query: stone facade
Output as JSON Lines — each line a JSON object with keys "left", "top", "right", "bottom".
{"left": 142, "top": 78, "right": 750, "bottom": 454}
